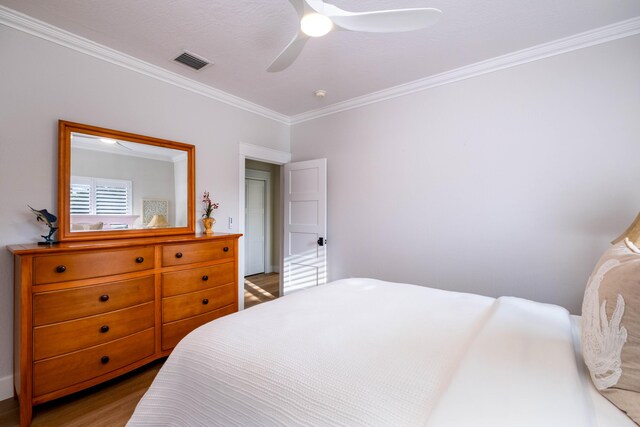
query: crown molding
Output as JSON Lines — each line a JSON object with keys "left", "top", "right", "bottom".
{"left": 290, "top": 16, "right": 640, "bottom": 125}
{"left": 0, "top": 6, "right": 290, "bottom": 125}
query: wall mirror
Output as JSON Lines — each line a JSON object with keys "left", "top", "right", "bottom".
{"left": 58, "top": 121, "right": 195, "bottom": 241}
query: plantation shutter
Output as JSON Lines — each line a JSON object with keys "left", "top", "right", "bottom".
{"left": 70, "top": 182, "right": 91, "bottom": 214}
{"left": 95, "top": 183, "right": 129, "bottom": 215}
{"left": 70, "top": 176, "right": 132, "bottom": 215}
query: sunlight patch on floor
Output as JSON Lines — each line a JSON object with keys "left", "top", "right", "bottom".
{"left": 243, "top": 273, "right": 279, "bottom": 309}
{"left": 245, "top": 279, "right": 276, "bottom": 299}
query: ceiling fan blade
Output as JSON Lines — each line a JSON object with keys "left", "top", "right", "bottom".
{"left": 328, "top": 7, "right": 442, "bottom": 33}
{"left": 302, "top": 0, "right": 326, "bottom": 14}
{"left": 288, "top": 0, "right": 305, "bottom": 19}
{"left": 267, "top": 32, "right": 309, "bottom": 72}
{"left": 116, "top": 141, "right": 133, "bottom": 150}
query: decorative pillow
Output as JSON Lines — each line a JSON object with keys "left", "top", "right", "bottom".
{"left": 582, "top": 239, "right": 640, "bottom": 424}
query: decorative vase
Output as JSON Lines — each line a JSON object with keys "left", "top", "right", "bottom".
{"left": 203, "top": 217, "right": 215, "bottom": 235}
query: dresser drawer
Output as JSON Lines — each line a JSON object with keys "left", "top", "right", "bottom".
{"left": 34, "top": 302, "right": 154, "bottom": 360}
{"left": 34, "top": 246, "right": 155, "bottom": 285}
{"left": 162, "top": 304, "right": 237, "bottom": 350}
{"left": 33, "top": 276, "right": 155, "bottom": 326}
{"left": 162, "top": 240, "right": 234, "bottom": 267}
{"left": 33, "top": 328, "right": 154, "bottom": 397}
{"left": 162, "top": 282, "right": 236, "bottom": 323}
{"left": 162, "top": 262, "right": 235, "bottom": 297}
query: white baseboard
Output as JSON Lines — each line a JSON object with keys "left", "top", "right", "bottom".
{"left": 0, "top": 374, "right": 14, "bottom": 401}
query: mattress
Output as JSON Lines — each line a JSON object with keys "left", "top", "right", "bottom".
{"left": 128, "top": 278, "right": 634, "bottom": 426}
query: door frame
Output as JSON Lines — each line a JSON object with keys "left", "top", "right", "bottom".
{"left": 245, "top": 169, "right": 271, "bottom": 276}
{"left": 238, "top": 142, "right": 291, "bottom": 310}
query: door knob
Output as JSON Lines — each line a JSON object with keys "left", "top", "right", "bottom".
{"left": 317, "top": 237, "right": 326, "bottom": 246}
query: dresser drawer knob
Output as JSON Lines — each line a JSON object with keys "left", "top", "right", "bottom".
{"left": 100, "top": 325, "right": 110, "bottom": 333}
{"left": 175, "top": 252, "right": 183, "bottom": 259}
{"left": 202, "top": 298, "right": 209, "bottom": 305}
{"left": 99, "top": 294, "right": 110, "bottom": 302}
{"left": 223, "top": 247, "right": 229, "bottom": 252}
{"left": 101, "top": 356, "right": 110, "bottom": 364}
{"left": 56, "top": 265, "right": 66, "bottom": 273}
{"left": 135, "top": 256, "right": 144, "bottom": 263}
{"left": 202, "top": 275, "right": 209, "bottom": 281}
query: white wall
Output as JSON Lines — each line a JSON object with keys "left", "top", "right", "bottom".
{"left": 0, "top": 25, "right": 289, "bottom": 399}
{"left": 291, "top": 35, "right": 640, "bottom": 315}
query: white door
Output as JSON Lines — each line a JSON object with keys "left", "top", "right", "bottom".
{"left": 245, "top": 177, "right": 265, "bottom": 276}
{"left": 283, "top": 158, "right": 327, "bottom": 295}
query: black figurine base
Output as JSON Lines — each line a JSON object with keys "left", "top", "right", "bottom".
{"left": 38, "top": 227, "right": 59, "bottom": 245}
{"left": 38, "top": 241, "right": 60, "bottom": 245}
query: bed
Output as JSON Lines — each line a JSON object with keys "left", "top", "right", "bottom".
{"left": 127, "top": 278, "right": 635, "bottom": 426}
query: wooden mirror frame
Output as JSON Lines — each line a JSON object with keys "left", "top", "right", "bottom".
{"left": 58, "top": 120, "right": 196, "bottom": 241}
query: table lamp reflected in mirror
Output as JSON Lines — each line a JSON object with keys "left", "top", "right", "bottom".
{"left": 147, "top": 214, "right": 170, "bottom": 228}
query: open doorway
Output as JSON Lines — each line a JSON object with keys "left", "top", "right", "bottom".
{"left": 244, "top": 159, "right": 282, "bottom": 309}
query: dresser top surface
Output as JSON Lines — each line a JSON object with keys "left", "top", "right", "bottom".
{"left": 8, "top": 233, "right": 242, "bottom": 255}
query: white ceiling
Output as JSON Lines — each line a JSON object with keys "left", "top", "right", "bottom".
{"left": 72, "top": 133, "right": 187, "bottom": 162}
{"left": 2, "top": 0, "right": 639, "bottom": 117}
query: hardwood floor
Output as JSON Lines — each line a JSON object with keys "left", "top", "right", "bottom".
{"left": 0, "top": 359, "right": 164, "bottom": 427}
{"left": 244, "top": 273, "right": 279, "bottom": 309}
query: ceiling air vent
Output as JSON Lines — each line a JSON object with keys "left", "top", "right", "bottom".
{"left": 173, "top": 51, "right": 211, "bottom": 71}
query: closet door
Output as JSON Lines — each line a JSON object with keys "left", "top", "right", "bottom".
{"left": 245, "top": 177, "right": 266, "bottom": 276}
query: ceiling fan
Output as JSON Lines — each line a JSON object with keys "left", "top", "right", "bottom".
{"left": 268, "top": 0, "right": 442, "bottom": 72}
{"left": 76, "top": 133, "right": 133, "bottom": 151}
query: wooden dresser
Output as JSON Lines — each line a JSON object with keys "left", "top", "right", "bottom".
{"left": 9, "top": 233, "right": 241, "bottom": 426}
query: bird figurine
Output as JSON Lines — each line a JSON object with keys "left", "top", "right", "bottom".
{"left": 28, "top": 205, "right": 59, "bottom": 244}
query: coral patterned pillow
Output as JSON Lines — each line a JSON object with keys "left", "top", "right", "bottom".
{"left": 582, "top": 239, "right": 640, "bottom": 424}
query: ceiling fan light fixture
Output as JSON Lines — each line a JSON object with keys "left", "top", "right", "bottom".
{"left": 268, "top": 0, "right": 443, "bottom": 72}
{"left": 301, "top": 13, "right": 333, "bottom": 37}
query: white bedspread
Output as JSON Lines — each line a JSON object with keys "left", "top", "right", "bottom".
{"left": 128, "top": 278, "right": 632, "bottom": 426}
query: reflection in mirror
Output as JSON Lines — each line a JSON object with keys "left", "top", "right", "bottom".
{"left": 70, "top": 133, "right": 189, "bottom": 232}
